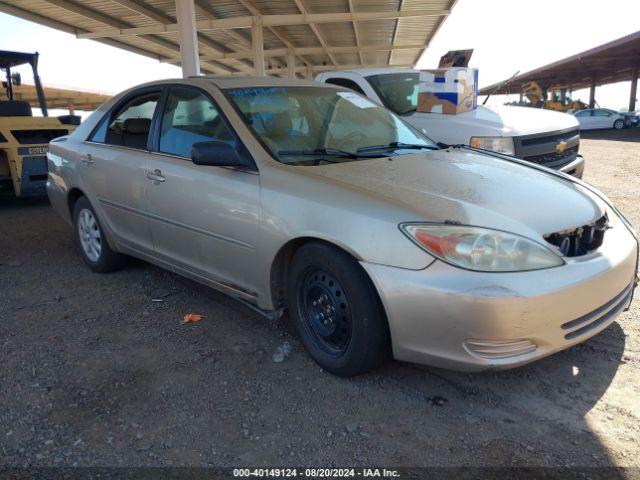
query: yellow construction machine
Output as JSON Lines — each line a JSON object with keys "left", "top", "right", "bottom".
{"left": 522, "top": 80, "right": 588, "bottom": 112}
{"left": 0, "top": 50, "right": 78, "bottom": 198}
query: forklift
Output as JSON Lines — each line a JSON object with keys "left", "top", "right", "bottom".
{"left": 0, "top": 50, "right": 78, "bottom": 197}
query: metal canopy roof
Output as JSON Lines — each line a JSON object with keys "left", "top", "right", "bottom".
{"left": 0, "top": 83, "right": 111, "bottom": 111}
{"left": 0, "top": 0, "right": 457, "bottom": 77}
{"left": 479, "top": 30, "right": 640, "bottom": 95}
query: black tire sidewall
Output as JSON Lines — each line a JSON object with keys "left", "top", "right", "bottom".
{"left": 287, "top": 242, "right": 389, "bottom": 376}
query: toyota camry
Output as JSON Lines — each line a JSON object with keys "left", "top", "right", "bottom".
{"left": 46, "top": 77, "right": 638, "bottom": 376}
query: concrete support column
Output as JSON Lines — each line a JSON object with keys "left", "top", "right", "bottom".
{"left": 630, "top": 67, "right": 638, "bottom": 112}
{"left": 252, "top": 17, "right": 265, "bottom": 76}
{"left": 175, "top": 0, "right": 200, "bottom": 77}
{"left": 287, "top": 50, "right": 296, "bottom": 79}
{"left": 589, "top": 76, "right": 596, "bottom": 108}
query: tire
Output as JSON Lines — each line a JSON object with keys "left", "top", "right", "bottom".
{"left": 613, "top": 119, "right": 625, "bottom": 130}
{"left": 73, "top": 196, "right": 126, "bottom": 273}
{"left": 287, "top": 242, "right": 390, "bottom": 377}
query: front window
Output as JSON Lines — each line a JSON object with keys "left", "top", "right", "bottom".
{"left": 225, "top": 86, "right": 435, "bottom": 166}
{"left": 367, "top": 73, "right": 419, "bottom": 115}
{"left": 159, "top": 87, "right": 234, "bottom": 158}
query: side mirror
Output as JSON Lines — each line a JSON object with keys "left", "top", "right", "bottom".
{"left": 191, "top": 141, "right": 249, "bottom": 168}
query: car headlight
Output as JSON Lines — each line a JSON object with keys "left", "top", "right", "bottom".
{"left": 469, "top": 136, "right": 515, "bottom": 155}
{"left": 400, "top": 223, "right": 564, "bottom": 272}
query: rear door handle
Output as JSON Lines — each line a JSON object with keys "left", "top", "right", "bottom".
{"left": 81, "top": 153, "right": 94, "bottom": 165}
{"left": 145, "top": 168, "right": 166, "bottom": 183}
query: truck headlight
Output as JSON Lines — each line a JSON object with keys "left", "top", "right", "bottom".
{"left": 400, "top": 223, "right": 564, "bottom": 272}
{"left": 469, "top": 136, "right": 515, "bottom": 155}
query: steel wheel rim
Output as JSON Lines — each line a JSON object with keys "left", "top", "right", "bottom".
{"left": 614, "top": 120, "right": 624, "bottom": 129}
{"left": 297, "top": 268, "right": 353, "bottom": 356}
{"left": 77, "top": 208, "right": 102, "bottom": 262}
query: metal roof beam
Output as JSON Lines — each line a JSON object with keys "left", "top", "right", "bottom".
{"left": 292, "top": 0, "right": 337, "bottom": 66}
{"left": 388, "top": 0, "right": 405, "bottom": 65}
{"left": 113, "top": 0, "right": 254, "bottom": 73}
{"left": 347, "top": 0, "right": 363, "bottom": 65}
{"left": 0, "top": 1, "right": 177, "bottom": 64}
{"left": 230, "top": 62, "right": 413, "bottom": 75}
{"left": 40, "top": 0, "right": 248, "bottom": 74}
{"left": 237, "top": 0, "right": 311, "bottom": 71}
{"left": 193, "top": 0, "right": 284, "bottom": 70}
{"left": 76, "top": 10, "right": 451, "bottom": 39}
{"left": 163, "top": 43, "right": 424, "bottom": 63}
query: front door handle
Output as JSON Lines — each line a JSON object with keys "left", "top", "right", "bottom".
{"left": 81, "top": 153, "right": 94, "bottom": 165}
{"left": 145, "top": 168, "right": 166, "bottom": 183}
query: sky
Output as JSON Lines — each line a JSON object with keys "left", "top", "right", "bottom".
{"left": 0, "top": 0, "right": 638, "bottom": 113}
{"left": 416, "top": 0, "right": 640, "bottom": 110}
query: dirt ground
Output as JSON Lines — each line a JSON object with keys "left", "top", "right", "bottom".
{"left": 0, "top": 128, "right": 639, "bottom": 472}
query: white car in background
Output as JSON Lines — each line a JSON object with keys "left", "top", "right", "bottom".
{"left": 574, "top": 108, "right": 627, "bottom": 130}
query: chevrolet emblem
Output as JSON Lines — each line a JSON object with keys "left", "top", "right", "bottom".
{"left": 555, "top": 140, "right": 567, "bottom": 154}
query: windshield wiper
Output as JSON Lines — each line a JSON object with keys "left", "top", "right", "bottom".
{"left": 356, "top": 142, "right": 439, "bottom": 153}
{"left": 278, "top": 147, "right": 383, "bottom": 159}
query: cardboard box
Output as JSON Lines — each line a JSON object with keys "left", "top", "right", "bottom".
{"left": 417, "top": 68, "right": 478, "bottom": 115}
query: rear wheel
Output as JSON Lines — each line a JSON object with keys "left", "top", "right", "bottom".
{"left": 73, "top": 196, "right": 126, "bottom": 273}
{"left": 613, "top": 119, "right": 625, "bottom": 130}
{"left": 287, "top": 242, "right": 390, "bottom": 377}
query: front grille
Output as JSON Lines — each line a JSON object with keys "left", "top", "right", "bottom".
{"left": 521, "top": 128, "right": 579, "bottom": 147}
{"left": 544, "top": 214, "right": 608, "bottom": 257}
{"left": 523, "top": 145, "right": 579, "bottom": 166}
{"left": 561, "top": 284, "right": 633, "bottom": 340}
{"left": 10, "top": 129, "right": 68, "bottom": 145}
{"left": 514, "top": 127, "right": 580, "bottom": 169}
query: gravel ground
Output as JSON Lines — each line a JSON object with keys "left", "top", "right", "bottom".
{"left": 0, "top": 129, "right": 638, "bottom": 470}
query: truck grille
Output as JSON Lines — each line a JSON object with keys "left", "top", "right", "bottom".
{"left": 544, "top": 214, "right": 608, "bottom": 257}
{"left": 520, "top": 128, "right": 579, "bottom": 147}
{"left": 523, "top": 145, "right": 579, "bottom": 166}
{"left": 514, "top": 127, "right": 580, "bottom": 169}
{"left": 10, "top": 129, "right": 68, "bottom": 145}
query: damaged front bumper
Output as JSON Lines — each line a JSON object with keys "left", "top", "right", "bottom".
{"left": 361, "top": 215, "right": 638, "bottom": 371}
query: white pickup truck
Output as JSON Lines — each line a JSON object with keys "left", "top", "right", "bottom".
{"left": 316, "top": 68, "right": 584, "bottom": 178}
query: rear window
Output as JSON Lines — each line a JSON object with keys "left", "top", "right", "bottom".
{"left": 11, "top": 129, "right": 68, "bottom": 144}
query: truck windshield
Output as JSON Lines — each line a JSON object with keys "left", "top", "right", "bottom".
{"left": 368, "top": 73, "right": 420, "bottom": 116}
{"left": 225, "top": 86, "right": 436, "bottom": 166}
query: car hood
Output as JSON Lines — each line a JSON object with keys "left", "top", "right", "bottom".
{"left": 305, "top": 149, "right": 605, "bottom": 241}
{"left": 407, "top": 105, "right": 579, "bottom": 137}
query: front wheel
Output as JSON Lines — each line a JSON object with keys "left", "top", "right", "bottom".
{"left": 73, "top": 196, "right": 126, "bottom": 273}
{"left": 613, "top": 119, "right": 625, "bottom": 130}
{"left": 287, "top": 242, "right": 390, "bottom": 377}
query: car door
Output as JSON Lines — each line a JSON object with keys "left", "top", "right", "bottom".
{"left": 593, "top": 109, "right": 612, "bottom": 129}
{"left": 82, "top": 88, "right": 161, "bottom": 253}
{"left": 575, "top": 110, "right": 593, "bottom": 130}
{"left": 145, "top": 85, "right": 260, "bottom": 295}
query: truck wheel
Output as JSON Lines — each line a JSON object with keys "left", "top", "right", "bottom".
{"left": 287, "top": 242, "right": 390, "bottom": 377}
{"left": 73, "top": 196, "right": 126, "bottom": 273}
{"left": 613, "top": 119, "right": 625, "bottom": 130}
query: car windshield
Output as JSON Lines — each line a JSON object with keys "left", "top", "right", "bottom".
{"left": 225, "top": 86, "right": 436, "bottom": 166}
{"left": 367, "top": 73, "right": 420, "bottom": 115}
